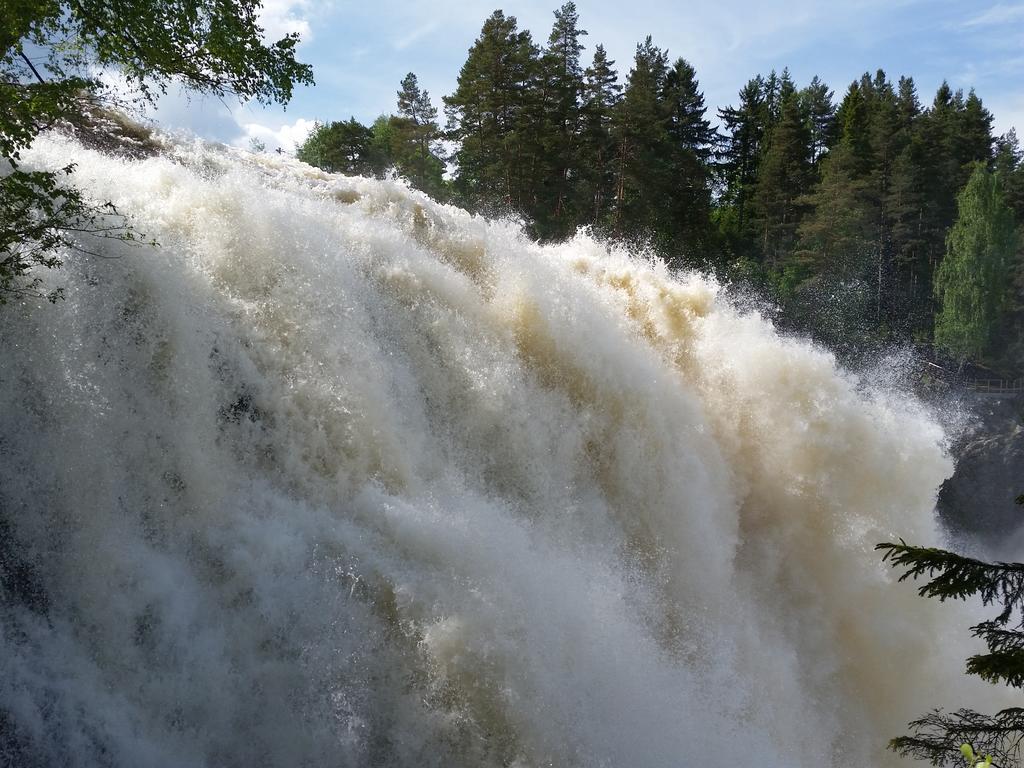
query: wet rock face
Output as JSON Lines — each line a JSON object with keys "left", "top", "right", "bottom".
{"left": 938, "top": 395, "right": 1024, "bottom": 551}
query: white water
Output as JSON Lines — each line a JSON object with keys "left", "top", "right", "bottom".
{"left": 0, "top": 133, "right": 991, "bottom": 767}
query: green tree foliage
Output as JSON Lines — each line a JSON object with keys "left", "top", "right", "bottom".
{"left": 797, "top": 80, "right": 875, "bottom": 275}
{"left": 933, "top": 164, "right": 1018, "bottom": 362}
{"left": 577, "top": 44, "right": 620, "bottom": 227}
{"left": 294, "top": 75, "right": 448, "bottom": 198}
{"left": 995, "top": 130, "right": 1024, "bottom": 223}
{"left": 992, "top": 131, "right": 1024, "bottom": 366}
{"left": 751, "top": 82, "right": 812, "bottom": 265}
{"left": 661, "top": 56, "right": 716, "bottom": 257}
{"left": 1, "top": 0, "right": 313, "bottom": 301}
{"left": 443, "top": 10, "right": 539, "bottom": 215}
{"left": 296, "top": 118, "right": 388, "bottom": 177}
{"left": 800, "top": 75, "right": 837, "bottom": 165}
{"left": 0, "top": 165, "right": 142, "bottom": 301}
{"left": 608, "top": 36, "right": 669, "bottom": 239}
{"left": 390, "top": 72, "right": 446, "bottom": 197}
{"left": 532, "top": 2, "right": 587, "bottom": 237}
{"left": 716, "top": 75, "right": 768, "bottom": 253}
{"left": 298, "top": 4, "right": 1020, "bottom": 368}
{"left": 878, "top": 499, "right": 1024, "bottom": 767}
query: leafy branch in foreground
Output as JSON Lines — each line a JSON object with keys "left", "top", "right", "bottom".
{"left": 878, "top": 495, "right": 1024, "bottom": 767}
{"left": 1, "top": 0, "right": 313, "bottom": 301}
{"left": 0, "top": 163, "right": 151, "bottom": 303}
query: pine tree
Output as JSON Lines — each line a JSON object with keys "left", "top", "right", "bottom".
{"left": 955, "top": 90, "right": 995, "bottom": 185}
{"left": 799, "top": 75, "right": 836, "bottom": 164}
{"left": 661, "top": 56, "right": 716, "bottom": 256}
{"left": 887, "top": 77, "right": 927, "bottom": 281}
{"left": 609, "top": 36, "right": 670, "bottom": 241}
{"left": 865, "top": 72, "right": 904, "bottom": 326}
{"left": 992, "top": 130, "right": 1024, "bottom": 369}
{"left": 751, "top": 86, "right": 812, "bottom": 265}
{"left": 533, "top": 2, "right": 587, "bottom": 237}
{"left": 761, "top": 70, "right": 783, "bottom": 129}
{"left": 878, "top": 498, "right": 1024, "bottom": 767}
{"left": 995, "top": 130, "right": 1024, "bottom": 222}
{"left": 895, "top": 76, "right": 922, "bottom": 126}
{"left": 887, "top": 130, "right": 933, "bottom": 328}
{"left": 933, "top": 163, "right": 1019, "bottom": 362}
{"left": 391, "top": 72, "right": 446, "bottom": 197}
{"left": 919, "top": 82, "right": 964, "bottom": 272}
{"left": 444, "top": 10, "right": 539, "bottom": 214}
{"left": 717, "top": 76, "right": 767, "bottom": 250}
{"left": 578, "top": 44, "right": 621, "bottom": 228}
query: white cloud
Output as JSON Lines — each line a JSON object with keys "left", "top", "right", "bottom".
{"left": 258, "top": 0, "right": 315, "bottom": 44}
{"left": 394, "top": 21, "right": 440, "bottom": 51}
{"left": 964, "top": 2, "right": 1024, "bottom": 27}
{"left": 235, "top": 116, "right": 318, "bottom": 152}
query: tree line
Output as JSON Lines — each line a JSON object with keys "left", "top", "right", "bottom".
{"left": 297, "top": 3, "right": 1024, "bottom": 373}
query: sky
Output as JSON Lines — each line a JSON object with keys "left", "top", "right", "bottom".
{"left": 147, "top": 0, "right": 1024, "bottom": 152}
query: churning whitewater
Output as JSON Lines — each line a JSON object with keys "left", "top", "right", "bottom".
{"left": 0, "top": 132, "right": 991, "bottom": 767}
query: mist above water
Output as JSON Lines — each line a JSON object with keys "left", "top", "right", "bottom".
{"left": 0, "top": 133, "right": 992, "bottom": 766}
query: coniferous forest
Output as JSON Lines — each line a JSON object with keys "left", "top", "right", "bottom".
{"left": 297, "top": 4, "right": 1024, "bottom": 375}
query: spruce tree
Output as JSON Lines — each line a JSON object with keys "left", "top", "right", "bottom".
{"left": 661, "top": 57, "right": 716, "bottom": 256}
{"left": 887, "top": 130, "right": 934, "bottom": 328}
{"left": 444, "top": 10, "right": 539, "bottom": 214}
{"left": 717, "top": 76, "right": 767, "bottom": 250}
{"left": 995, "top": 130, "right": 1024, "bottom": 222}
{"left": 955, "top": 90, "right": 995, "bottom": 184}
{"left": 609, "top": 36, "right": 670, "bottom": 241}
{"left": 751, "top": 87, "right": 812, "bottom": 265}
{"left": 533, "top": 2, "right": 587, "bottom": 237}
{"left": 391, "top": 72, "right": 446, "bottom": 197}
{"left": 879, "top": 499, "right": 1024, "bottom": 767}
{"left": 579, "top": 44, "right": 622, "bottom": 228}
{"left": 933, "top": 163, "right": 1019, "bottom": 363}
{"left": 919, "top": 82, "right": 964, "bottom": 272}
{"left": 799, "top": 75, "right": 837, "bottom": 165}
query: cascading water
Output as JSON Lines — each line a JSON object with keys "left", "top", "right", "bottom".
{"left": 0, "top": 131, "right": 995, "bottom": 767}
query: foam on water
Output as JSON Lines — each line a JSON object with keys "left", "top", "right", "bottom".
{"left": 0, "top": 133, "right": 993, "bottom": 766}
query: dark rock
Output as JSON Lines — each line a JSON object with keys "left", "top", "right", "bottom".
{"left": 937, "top": 394, "right": 1024, "bottom": 550}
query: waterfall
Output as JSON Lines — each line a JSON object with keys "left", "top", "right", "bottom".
{"left": 0, "top": 132, "right": 992, "bottom": 767}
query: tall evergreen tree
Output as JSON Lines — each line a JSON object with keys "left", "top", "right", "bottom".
{"left": 444, "top": 10, "right": 539, "bottom": 214}
{"left": 661, "top": 56, "right": 716, "bottom": 255}
{"left": 993, "top": 130, "right": 1024, "bottom": 368}
{"left": 391, "top": 72, "right": 446, "bottom": 197}
{"left": 610, "top": 36, "right": 670, "bottom": 240}
{"left": 955, "top": 89, "right": 995, "bottom": 182}
{"left": 933, "top": 163, "right": 1018, "bottom": 362}
{"left": 887, "top": 130, "right": 934, "bottom": 326}
{"left": 918, "top": 81, "right": 964, "bottom": 273}
{"left": 799, "top": 75, "right": 837, "bottom": 164}
{"left": 579, "top": 44, "right": 621, "bottom": 227}
{"left": 717, "top": 76, "right": 767, "bottom": 249}
{"left": 533, "top": 2, "right": 587, "bottom": 237}
{"left": 751, "top": 87, "right": 812, "bottom": 265}
{"left": 995, "top": 130, "right": 1024, "bottom": 223}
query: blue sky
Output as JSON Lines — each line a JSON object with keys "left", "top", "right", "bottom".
{"left": 152, "top": 0, "right": 1024, "bottom": 151}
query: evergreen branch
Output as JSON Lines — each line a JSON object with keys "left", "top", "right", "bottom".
{"left": 888, "top": 708, "right": 1024, "bottom": 767}
{"left": 973, "top": 622, "right": 1024, "bottom": 654}
{"left": 966, "top": 648, "right": 1024, "bottom": 688}
{"left": 877, "top": 541, "right": 1024, "bottom": 624}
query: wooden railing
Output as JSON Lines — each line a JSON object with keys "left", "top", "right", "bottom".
{"left": 964, "top": 378, "right": 1024, "bottom": 394}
